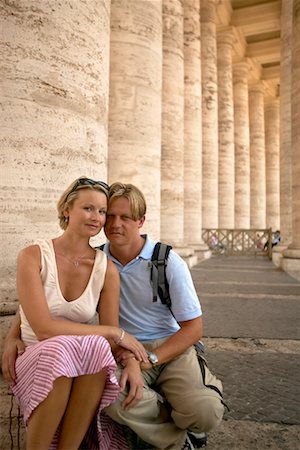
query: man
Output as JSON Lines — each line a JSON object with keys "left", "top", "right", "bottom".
{"left": 2, "top": 182, "right": 224, "bottom": 450}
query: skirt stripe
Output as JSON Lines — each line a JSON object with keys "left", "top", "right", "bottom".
{"left": 12, "top": 335, "right": 128, "bottom": 450}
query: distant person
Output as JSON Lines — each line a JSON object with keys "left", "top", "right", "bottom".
{"left": 264, "top": 230, "right": 281, "bottom": 250}
{"left": 209, "top": 233, "right": 225, "bottom": 253}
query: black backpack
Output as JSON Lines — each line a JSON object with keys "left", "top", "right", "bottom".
{"left": 150, "top": 242, "right": 172, "bottom": 307}
{"left": 150, "top": 242, "right": 228, "bottom": 408}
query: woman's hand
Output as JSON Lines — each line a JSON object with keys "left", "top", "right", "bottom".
{"left": 2, "top": 337, "right": 25, "bottom": 384}
{"left": 114, "top": 328, "right": 148, "bottom": 363}
{"left": 119, "top": 358, "right": 144, "bottom": 410}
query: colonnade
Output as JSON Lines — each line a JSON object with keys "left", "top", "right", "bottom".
{"left": 1, "top": 0, "right": 300, "bottom": 306}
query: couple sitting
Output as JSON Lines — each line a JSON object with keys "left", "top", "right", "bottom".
{"left": 2, "top": 177, "right": 224, "bottom": 450}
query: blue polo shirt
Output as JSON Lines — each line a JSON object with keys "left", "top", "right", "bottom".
{"left": 102, "top": 235, "right": 202, "bottom": 341}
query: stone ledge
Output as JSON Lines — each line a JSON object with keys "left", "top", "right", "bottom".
{"left": 0, "top": 300, "right": 18, "bottom": 316}
{"left": 0, "top": 375, "right": 25, "bottom": 450}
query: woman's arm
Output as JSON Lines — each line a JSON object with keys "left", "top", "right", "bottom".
{"left": 98, "top": 259, "right": 145, "bottom": 410}
{"left": 1, "top": 309, "right": 25, "bottom": 383}
{"left": 97, "top": 259, "right": 120, "bottom": 353}
{"left": 17, "top": 245, "right": 148, "bottom": 362}
{"left": 98, "top": 259, "right": 120, "bottom": 328}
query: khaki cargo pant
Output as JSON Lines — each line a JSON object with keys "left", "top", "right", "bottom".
{"left": 105, "top": 339, "right": 224, "bottom": 450}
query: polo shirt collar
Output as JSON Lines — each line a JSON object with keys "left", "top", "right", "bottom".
{"left": 105, "top": 234, "right": 156, "bottom": 264}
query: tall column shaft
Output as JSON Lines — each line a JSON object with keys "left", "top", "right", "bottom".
{"left": 0, "top": 0, "right": 110, "bottom": 300}
{"left": 161, "top": 0, "right": 184, "bottom": 244}
{"left": 108, "top": 0, "right": 162, "bottom": 239}
{"left": 265, "top": 99, "right": 280, "bottom": 230}
{"left": 233, "top": 61, "right": 250, "bottom": 229}
{"left": 217, "top": 29, "right": 235, "bottom": 228}
{"left": 249, "top": 84, "right": 266, "bottom": 229}
{"left": 291, "top": 0, "right": 300, "bottom": 248}
{"left": 280, "top": 0, "right": 293, "bottom": 246}
{"left": 282, "top": 0, "right": 300, "bottom": 280}
{"left": 200, "top": 0, "right": 218, "bottom": 229}
{"left": 184, "top": 0, "right": 202, "bottom": 245}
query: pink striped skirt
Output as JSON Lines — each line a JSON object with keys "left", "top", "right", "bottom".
{"left": 12, "top": 335, "right": 128, "bottom": 449}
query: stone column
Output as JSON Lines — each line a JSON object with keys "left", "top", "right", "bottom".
{"left": 161, "top": 0, "right": 185, "bottom": 244}
{"left": 279, "top": 0, "right": 293, "bottom": 246}
{"left": 233, "top": 61, "right": 250, "bottom": 229}
{"left": 108, "top": 0, "right": 162, "bottom": 239}
{"left": 249, "top": 84, "right": 266, "bottom": 229}
{"left": 282, "top": 0, "right": 300, "bottom": 281}
{"left": 0, "top": 1, "right": 110, "bottom": 445}
{"left": 200, "top": 0, "right": 219, "bottom": 229}
{"left": 265, "top": 99, "right": 280, "bottom": 230}
{"left": 217, "top": 29, "right": 235, "bottom": 229}
{"left": 0, "top": 0, "right": 110, "bottom": 302}
{"left": 183, "top": 0, "right": 202, "bottom": 245}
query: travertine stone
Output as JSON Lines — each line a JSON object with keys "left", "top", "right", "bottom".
{"left": 161, "top": 0, "right": 184, "bottom": 244}
{"left": 108, "top": 0, "right": 162, "bottom": 240}
{"left": 290, "top": 0, "right": 300, "bottom": 249}
{"left": 0, "top": 373, "right": 26, "bottom": 450}
{"left": 0, "top": 0, "right": 110, "bottom": 301}
{"left": 201, "top": 0, "right": 219, "bottom": 229}
{"left": 249, "top": 84, "right": 266, "bottom": 229}
{"left": 183, "top": 0, "right": 203, "bottom": 245}
{"left": 217, "top": 29, "right": 235, "bottom": 228}
{"left": 265, "top": 99, "right": 280, "bottom": 231}
{"left": 283, "top": 0, "right": 300, "bottom": 281}
{"left": 233, "top": 61, "right": 250, "bottom": 229}
{"left": 279, "top": 0, "right": 293, "bottom": 246}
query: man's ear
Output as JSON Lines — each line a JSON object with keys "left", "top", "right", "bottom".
{"left": 138, "top": 215, "right": 146, "bottom": 228}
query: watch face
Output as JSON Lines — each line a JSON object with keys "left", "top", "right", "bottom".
{"left": 148, "top": 351, "right": 159, "bottom": 365}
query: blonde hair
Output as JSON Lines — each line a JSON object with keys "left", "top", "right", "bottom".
{"left": 57, "top": 177, "right": 109, "bottom": 230}
{"left": 108, "top": 182, "right": 146, "bottom": 220}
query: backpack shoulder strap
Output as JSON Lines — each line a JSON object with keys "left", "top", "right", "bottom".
{"left": 151, "top": 242, "right": 172, "bottom": 307}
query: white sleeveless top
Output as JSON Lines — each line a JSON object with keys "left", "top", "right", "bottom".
{"left": 20, "top": 239, "right": 107, "bottom": 346}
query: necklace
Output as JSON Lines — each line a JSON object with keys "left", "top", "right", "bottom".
{"left": 57, "top": 251, "right": 90, "bottom": 269}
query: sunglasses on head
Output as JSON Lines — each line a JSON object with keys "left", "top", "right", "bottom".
{"left": 67, "top": 178, "right": 109, "bottom": 199}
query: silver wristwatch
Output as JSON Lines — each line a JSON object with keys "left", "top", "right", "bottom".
{"left": 147, "top": 351, "right": 159, "bottom": 366}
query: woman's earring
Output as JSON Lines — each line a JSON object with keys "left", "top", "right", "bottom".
{"left": 64, "top": 216, "right": 69, "bottom": 223}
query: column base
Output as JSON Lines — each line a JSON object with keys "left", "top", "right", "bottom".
{"left": 191, "top": 242, "right": 211, "bottom": 263}
{"left": 281, "top": 248, "right": 300, "bottom": 281}
{"left": 171, "top": 242, "right": 211, "bottom": 268}
{"left": 272, "top": 244, "right": 288, "bottom": 267}
{"left": 172, "top": 244, "right": 198, "bottom": 268}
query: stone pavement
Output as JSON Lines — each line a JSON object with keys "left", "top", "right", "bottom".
{"left": 191, "top": 255, "right": 300, "bottom": 449}
{"left": 1, "top": 255, "right": 300, "bottom": 450}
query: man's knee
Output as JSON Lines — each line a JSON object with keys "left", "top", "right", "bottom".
{"left": 172, "top": 391, "right": 224, "bottom": 433}
{"left": 105, "top": 387, "right": 161, "bottom": 425}
{"left": 192, "top": 393, "right": 224, "bottom": 432}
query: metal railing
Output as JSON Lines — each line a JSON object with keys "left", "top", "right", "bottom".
{"left": 202, "top": 228, "right": 273, "bottom": 259}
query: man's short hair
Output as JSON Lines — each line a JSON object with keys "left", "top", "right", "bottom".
{"left": 108, "top": 182, "right": 146, "bottom": 220}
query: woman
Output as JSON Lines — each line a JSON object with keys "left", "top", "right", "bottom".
{"left": 10, "top": 176, "right": 148, "bottom": 450}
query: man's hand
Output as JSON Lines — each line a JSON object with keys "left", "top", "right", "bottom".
{"left": 119, "top": 358, "right": 144, "bottom": 410}
{"left": 1, "top": 337, "right": 25, "bottom": 384}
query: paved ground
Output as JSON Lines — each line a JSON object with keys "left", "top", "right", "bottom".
{"left": 191, "top": 255, "right": 300, "bottom": 449}
{"left": 1, "top": 255, "right": 300, "bottom": 450}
